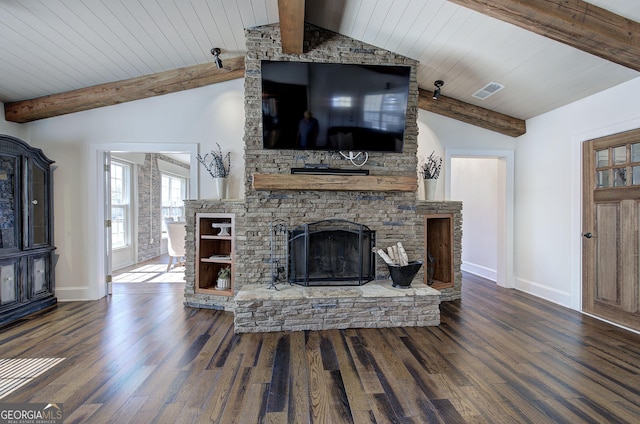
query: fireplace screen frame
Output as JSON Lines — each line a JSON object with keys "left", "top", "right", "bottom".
{"left": 289, "top": 219, "right": 376, "bottom": 286}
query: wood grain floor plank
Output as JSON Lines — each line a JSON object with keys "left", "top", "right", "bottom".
{"left": 62, "top": 403, "right": 102, "bottom": 424}
{"left": 329, "top": 330, "right": 374, "bottom": 415}
{"left": 82, "top": 366, "right": 156, "bottom": 423}
{"left": 265, "top": 334, "right": 291, "bottom": 413}
{"left": 249, "top": 332, "right": 279, "bottom": 385}
{"left": 343, "top": 333, "right": 385, "bottom": 394}
{"left": 106, "top": 395, "right": 149, "bottom": 424}
{"left": 1, "top": 276, "right": 639, "bottom": 423}
{"left": 235, "top": 383, "right": 268, "bottom": 423}
{"left": 216, "top": 366, "right": 253, "bottom": 424}
{"left": 147, "top": 401, "right": 185, "bottom": 424}
{"left": 306, "top": 331, "right": 337, "bottom": 423}
{"left": 288, "top": 331, "right": 310, "bottom": 423}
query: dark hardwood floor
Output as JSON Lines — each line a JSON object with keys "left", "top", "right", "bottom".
{"left": 1, "top": 273, "right": 639, "bottom": 423}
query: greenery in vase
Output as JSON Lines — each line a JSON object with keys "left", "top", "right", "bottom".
{"left": 420, "top": 151, "right": 442, "bottom": 180}
{"left": 196, "top": 143, "right": 230, "bottom": 178}
{"left": 217, "top": 266, "right": 231, "bottom": 279}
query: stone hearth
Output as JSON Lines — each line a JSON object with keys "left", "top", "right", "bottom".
{"left": 234, "top": 281, "right": 440, "bottom": 333}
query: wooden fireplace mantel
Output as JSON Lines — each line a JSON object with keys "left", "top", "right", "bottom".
{"left": 252, "top": 173, "right": 418, "bottom": 192}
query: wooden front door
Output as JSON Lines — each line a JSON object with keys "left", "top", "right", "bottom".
{"left": 583, "top": 129, "right": 640, "bottom": 331}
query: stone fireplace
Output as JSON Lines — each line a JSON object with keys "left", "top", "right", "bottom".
{"left": 183, "top": 23, "right": 462, "bottom": 331}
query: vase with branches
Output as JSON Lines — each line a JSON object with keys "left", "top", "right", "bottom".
{"left": 420, "top": 151, "right": 442, "bottom": 180}
{"left": 420, "top": 151, "right": 442, "bottom": 200}
{"left": 196, "top": 143, "right": 230, "bottom": 178}
{"left": 197, "top": 143, "right": 230, "bottom": 199}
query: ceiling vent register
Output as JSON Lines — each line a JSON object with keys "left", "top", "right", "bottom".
{"left": 472, "top": 82, "right": 505, "bottom": 100}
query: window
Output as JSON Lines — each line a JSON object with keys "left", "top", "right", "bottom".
{"left": 162, "top": 173, "right": 187, "bottom": 229}
{"left": 596, "top": 142, "right": 640, "bottom": 188}
{"left": 331, "top": 96, "right": 353, "bottom": 108}
{"left": 111, "top": 160, "right": 132, "bottom": 249}
{"left": 362, "top": 92, "right": 407, "bottom": 132}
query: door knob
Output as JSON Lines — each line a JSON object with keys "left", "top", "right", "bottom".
{"left": 583, "top": 232, "right": 593, "bottom": 238}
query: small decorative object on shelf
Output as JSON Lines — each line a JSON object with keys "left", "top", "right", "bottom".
{"left": 216, "top": 266, "right": 231, "bottom": 290}
{"left": 420, "top": 151, "right": 442, "bottom": 200}
{"left": 212, "top": 222, "right": 231, "bottom": 236}
{"left": 196, "top": 143, "right": 230, "bottom": 199}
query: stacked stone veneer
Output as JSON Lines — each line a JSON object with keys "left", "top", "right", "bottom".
{"left": 183, "top": 23, "right": 463, "bottom": 322}
{"left": 234, "top": 282, "right": 441, "bottom": 333}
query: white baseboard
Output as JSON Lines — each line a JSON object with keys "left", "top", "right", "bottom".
{"left": 461, "top": 262, "right": 497, "bottom": 282}
{"left": 514, "top": 276, "right": 573, "bottom": 309}
{"left": 55, "top": 286, "right": 94, "bottom": 302}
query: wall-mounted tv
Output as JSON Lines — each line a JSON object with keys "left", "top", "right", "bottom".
{"left": 261, "top": 60, "right": 411, "bottom": 153}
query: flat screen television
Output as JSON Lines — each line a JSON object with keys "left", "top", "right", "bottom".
{"left": 261, "top": 60, "right": 411, "bottom": 152}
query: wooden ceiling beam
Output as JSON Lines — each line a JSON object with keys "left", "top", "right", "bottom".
{"left": 4, "top": 56, "right": 246, "bottom": 123}
{"left": 448, "top": 0, "right": 640, "bottom": 72}
{"left": 278, "top": 0, "right": 305, "bottom": 54}
{"left": 418, "top": 88, "right": 526, "bottom": 137}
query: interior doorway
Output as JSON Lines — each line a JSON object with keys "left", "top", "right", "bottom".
{"left": 445, "top": 149, "right": 514, "bottom": 288}
{"left": 108, "top": 152, "right": 190, "bottom": 272}
{"left": 89, "top": 142, "right": 198, "bottom": 299}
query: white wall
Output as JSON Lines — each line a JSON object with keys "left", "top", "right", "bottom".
{"left": 0, "top": 104, "right": 28, "bottom": 139}
{"left": 516, "top": 76, "right": 640, "bottom": 310}
{"left": 418, "top": 76, "right": 640, "bottom": 312}
{"left": 451, "top": 157, "right": 499, "bottom": 281}
{"left": 23, "top": 79, "right": 245, "bottom": 301}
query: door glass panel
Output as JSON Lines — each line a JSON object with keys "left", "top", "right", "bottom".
{"left": 632, "top": 143, "right": 640, "bottom": 162}
{"left": 33, "top": 257, "right": 46, "bottom": 293}
{"left": 596, "top": 149, "right": 609, "bottom": 167}
{"left": 614, "top": 168, "right": 627, "bottom": 187}
{"left": 32, "top": 163, "right": 47, "bottom": 245}
{"left": 596, "top": 170, "right": 609, "bottom": 188}
{"left": 0, "top": 155, "right": 17, "bottom": 249}
{"left": 0, "top": 263, "right": 16, "bottom": 304}
{"left": 613, "top": 146, "right": 626, "bottom": 165}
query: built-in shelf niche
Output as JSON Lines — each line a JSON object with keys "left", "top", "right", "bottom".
{"left": 424, "top": 214, "right": 454, "bottom": 289}
{"left": 195, "top": 213, "right": 235, "bottom": 296}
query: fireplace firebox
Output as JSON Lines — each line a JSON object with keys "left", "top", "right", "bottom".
{"left": 289, "top": 219, "right": 375, "bottom": 286}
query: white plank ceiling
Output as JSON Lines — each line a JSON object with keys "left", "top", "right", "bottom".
{"left": 0, "top": 0, "right": 639, "bottom": 120}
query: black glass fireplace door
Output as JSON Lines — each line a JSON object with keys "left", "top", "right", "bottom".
{"left": 289, "top": 219, "right": 375, "bottom": 286}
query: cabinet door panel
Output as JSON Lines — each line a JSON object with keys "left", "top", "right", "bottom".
{"left": 0, "top": 261, "right": 18, "bottom": 305}
{"left": 32, "top": 255, "right": 49, "bottom": 295}
{"left": 30, "top": 162, "right": 48, "bottom": 246}
{"left": 0, "top": 154, "right": 19, "bottom": 250}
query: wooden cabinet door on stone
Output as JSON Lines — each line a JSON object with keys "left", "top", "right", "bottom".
{"left": 195, "top": 213, "right": 234, "bottom": 296}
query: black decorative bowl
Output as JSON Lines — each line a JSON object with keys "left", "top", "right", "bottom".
{"left": 387, "top": 261, "right": 423, "bottom": 289}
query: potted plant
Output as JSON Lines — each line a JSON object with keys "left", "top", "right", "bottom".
{"left": 196, "top": 143, "right": 230, "bottom": 199}
{"left": 420, "top": 151, "right": 442, "bottom": 200}
{"left": 216, "top": 266, "right": 231, "bottom": 290}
